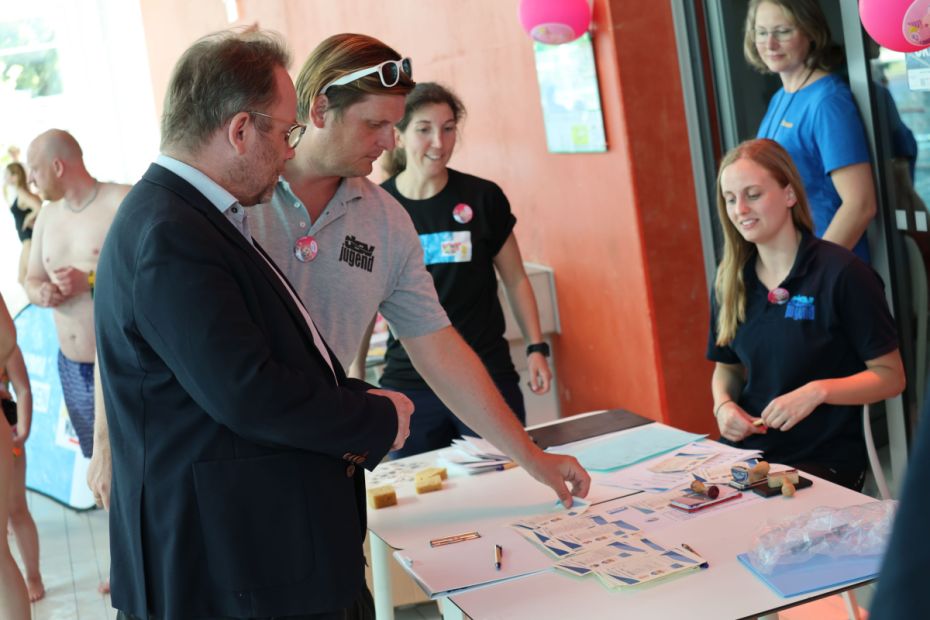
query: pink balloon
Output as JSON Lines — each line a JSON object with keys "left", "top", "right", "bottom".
{"left": 518, "top": 0, "right": 591, "bottom": 45}
{"left": 859, "top": 0, "right": 930, "bottom": 53}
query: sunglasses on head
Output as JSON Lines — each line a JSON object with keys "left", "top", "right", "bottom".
{"left": 320, "top": 57, "right": 412, "bottom": 95}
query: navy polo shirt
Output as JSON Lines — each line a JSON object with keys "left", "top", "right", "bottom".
{"left": 707, "top": 232, "right": 898, "bottom": 472}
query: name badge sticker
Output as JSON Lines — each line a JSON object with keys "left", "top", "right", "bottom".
{"left": 784, "top": 295, "right": 815, "bottom": 321}
{"left": 420, "top": 231, "right": 473, "bottom": 265}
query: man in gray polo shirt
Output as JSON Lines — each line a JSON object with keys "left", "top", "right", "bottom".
{"left": 250, "top": 33, "right": 590, "bottom": 506}
{"left": 87, "top": 34, "right": 590, "bottom": 511}
{"left": 255, "top": 175, "right": 445, "bottom": 370}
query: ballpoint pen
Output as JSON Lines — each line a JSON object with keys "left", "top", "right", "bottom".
{"left": 681, "top": 542, "right": 709, "bottom": 567}
{"left": 494, "top": 544, "right": 503, "bottom": 570}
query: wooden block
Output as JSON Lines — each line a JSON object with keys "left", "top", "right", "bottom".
{"left": 415, "top": 466, "right": 448, "bottom": 482}
{"left": 367, "top": 485, "right": 397, "bottom": 509}
{"left": 767, "top": 470, "right": 800, "bottom": 488}
{"left": 414, "top": 474, "right": 443, "bottom": 494}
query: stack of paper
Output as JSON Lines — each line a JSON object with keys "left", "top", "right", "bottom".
{"left": 393, "top": 526, "right": 552, "bottom": 599}
{"left": 598, "top": 441, "right": 763, "bottom": 493}
{"left": 512, "top": 505, "right": 707, "bottom": 589}
{"left": 446, "top": 436, "right": 515, "bottom": 474}
{"left": 547, "top": 425, "right": 705, "bottom": 472}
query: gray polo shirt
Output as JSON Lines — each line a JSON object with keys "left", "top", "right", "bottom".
{"left": 249, "top": 176, "right": 450, "bottom": 368}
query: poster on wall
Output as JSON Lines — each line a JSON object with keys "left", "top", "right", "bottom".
{"left": 14, "top": 305, "right": 95, "bottom": 510}
{"left": 533, "top": 32, "right": 608, "bottom": 153}
{"left": 906, "top": 47, "right": 930, "bottom": 91}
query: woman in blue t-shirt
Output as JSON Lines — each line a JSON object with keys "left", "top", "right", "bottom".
{"left": 744, "top": 0, "right": 876, "bottom": 262}
{"left": 379, "top": 82, "right": 552, "bottom": 457}
{"left": 708, "top": 139, "right": 904, "bottom": 490}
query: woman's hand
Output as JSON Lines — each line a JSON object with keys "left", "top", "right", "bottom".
{"left": 760, "top": 382, "right": 825, "bottom": 431}
{"left": 527, "top": 352, "right": 552, "bottom": 394}
{"left": 716, "top": 401, "right": 766, "bottom": 442}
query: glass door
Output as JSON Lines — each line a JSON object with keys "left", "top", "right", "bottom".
{"left": 672, "top": 0, "right": 918, "bottom": 484}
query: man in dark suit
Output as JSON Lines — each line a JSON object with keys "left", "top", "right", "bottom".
{"left": 94, "top": 29, "right": 412, "bottom": 620}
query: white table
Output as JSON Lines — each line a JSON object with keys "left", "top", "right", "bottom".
{"left": 367, "top": 409, "right": 647, "bottom": 618}
{"left": 367, "top": 414, "right": 877, "bottom": 619}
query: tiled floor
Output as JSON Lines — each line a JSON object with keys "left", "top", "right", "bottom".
{"left": 11, "top": 490, "right": 441, "bottom": 620}
{"left": 9, "top": 491, "right": 111, "bottom": 620}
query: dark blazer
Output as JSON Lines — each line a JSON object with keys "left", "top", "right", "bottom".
{"left": 95, "top": 164, "right": 397, "bottom": 619}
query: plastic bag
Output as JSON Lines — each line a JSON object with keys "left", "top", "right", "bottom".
{"left": 746, "top": 500, "right": 897, "bottom": 574}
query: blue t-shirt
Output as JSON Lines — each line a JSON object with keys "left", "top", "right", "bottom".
{"left": 757, "top": 73, "right": 872, "bottom": 262}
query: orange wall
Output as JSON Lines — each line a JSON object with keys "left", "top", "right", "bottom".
{"left": 137, "top": 0, "right": 715, "bottom": 435}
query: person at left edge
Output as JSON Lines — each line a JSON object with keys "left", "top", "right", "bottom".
{"left": 0, "top": 293, "right": 28, "bottom": 620}
{"left": 94, "top": 28, "right": 412, "bottom": 620}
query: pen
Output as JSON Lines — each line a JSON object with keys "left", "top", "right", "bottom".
{"left": 472, "top": 462, "right": 518, "bottom": 474}
{"left": 681, "top": 542, "right": 709, "bottom": 567}
{"left": 429, "top": 531, "right": 480, "bottom": 547}
{"left": 494, "top": 544, "right": 503, "bottom": 570}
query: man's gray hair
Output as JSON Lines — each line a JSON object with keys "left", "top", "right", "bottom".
{"left": 161, "top": 28, "right": 291, "bottom": 153}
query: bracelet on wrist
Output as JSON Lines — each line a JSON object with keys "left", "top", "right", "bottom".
{"left": 526, "top": 342, "right": 550, "bottom": 358}
{"left": 714, "top": 399, "right": 734, "bottom": 418}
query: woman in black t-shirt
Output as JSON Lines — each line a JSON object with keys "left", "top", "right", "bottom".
{"left": 708, "top": 139, "right": 904, "bottom": 490}
{"left": 3, "top": 163, "right": 41, "bottom": 285}
{"left": 380, "top": 82, "right": 551, "bottom": 457}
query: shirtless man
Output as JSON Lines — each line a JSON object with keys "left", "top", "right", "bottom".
{"left": 24, "top": 129, "right": 129, "bottom": 459}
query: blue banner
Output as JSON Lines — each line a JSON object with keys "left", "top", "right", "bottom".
{"left": 14, "top": 304, "right": 94, "bottom": 510}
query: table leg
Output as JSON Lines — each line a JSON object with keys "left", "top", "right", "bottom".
{"left": 439, "top": 597, "right": 465, "bottom": 620}
{"left": 370, "top": 533, "right": 394, "bottom": 620}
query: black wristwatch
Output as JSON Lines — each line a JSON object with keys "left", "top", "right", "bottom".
{"left": 526, "top": 342, "right": 550, "bottom": 358}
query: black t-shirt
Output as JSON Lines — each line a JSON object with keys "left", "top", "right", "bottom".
{"left": 707, "top": 233, "right": 898, "bottom": 473}
{"left": 380, "top": 169, "right": 518, "bottom": 389}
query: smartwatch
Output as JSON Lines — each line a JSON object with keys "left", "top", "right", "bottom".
{"left": 526, "top": 342, "right": 550, "bottom": 358}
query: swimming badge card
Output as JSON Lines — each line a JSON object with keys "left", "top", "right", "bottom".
{"left": 556, "top": 533, "right": 706, "bottom": 588}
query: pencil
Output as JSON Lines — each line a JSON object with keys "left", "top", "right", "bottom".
{"left": 494, "top": 544, "right": 503, "bottom": 570}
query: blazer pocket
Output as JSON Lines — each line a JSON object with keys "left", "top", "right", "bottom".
{"left": 192, "top": 452, "right": 315, "bottom": 591}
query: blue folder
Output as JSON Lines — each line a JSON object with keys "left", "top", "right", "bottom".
{"left": 736, "top": 552, "right": 882, "bottom": 598}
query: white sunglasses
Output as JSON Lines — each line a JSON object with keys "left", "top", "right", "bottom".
{"left": 320, "top": 58, "right": 412, "bottom": 95}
